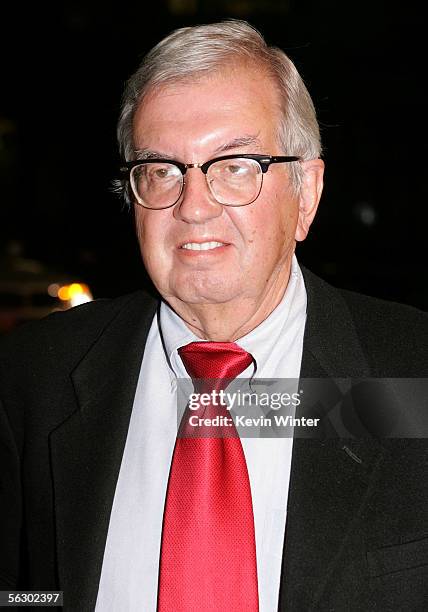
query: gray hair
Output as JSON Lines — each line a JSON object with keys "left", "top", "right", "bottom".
{"left": 116, "top": 19, "right": 322, "bottom": 203}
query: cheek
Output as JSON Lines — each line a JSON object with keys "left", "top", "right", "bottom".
{"left": 271, "top": 189, "right": 300, "bottom": 239}
{"left": 135, "top": 207, "right": 167, "bottom": 245}
{"left": 135, "top": 213, "right": 150, "bottom": 261}
{"left": 134, "top": 208, "right": 146, "bottom": 241}
{"left": 134, "top": 211, "right": 170, "bottom": 269}
{"left": 255, "top": 209, "right": 298, "bottom": 268}
{"left": 245, "top": 196, "right": 296, "bottom": 250}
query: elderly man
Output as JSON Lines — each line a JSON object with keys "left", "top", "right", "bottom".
{"left": 1, "top": 20, "right": 427, "bottom": 612}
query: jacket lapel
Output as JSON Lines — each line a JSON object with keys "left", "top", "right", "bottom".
{"left": 278, "top": 268, "right": 386, "bottom": 610}
{"left": 49, "top": 292, "right": 158, "bottom": 610}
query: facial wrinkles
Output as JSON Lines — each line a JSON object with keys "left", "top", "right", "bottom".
{"left": 170, "top": 258, "right": 293, "bottom": 341}
{"left": 134, "top": 78, "right": 271, "bottom": 162}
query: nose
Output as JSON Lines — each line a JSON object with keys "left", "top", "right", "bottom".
{"left": 173, "top": 167, "right": 223, "bottom": 224}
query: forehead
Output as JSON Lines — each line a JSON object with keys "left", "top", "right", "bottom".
{"left": 132, "top": 67, "right": 281, "bottom": 157}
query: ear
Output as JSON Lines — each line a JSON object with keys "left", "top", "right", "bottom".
{"left": 295, "top": 158, "right": 324, "bottom": 242}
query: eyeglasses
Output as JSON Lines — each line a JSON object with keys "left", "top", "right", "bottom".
{"left": 120, "top": 153, "right": 301, "bottom": 209}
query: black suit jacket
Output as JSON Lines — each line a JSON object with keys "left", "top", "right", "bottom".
{"left": 1, "top": 268, "right": 427, "bottom": 611}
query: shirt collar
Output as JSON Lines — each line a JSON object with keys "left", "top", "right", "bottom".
{"left": 235, "top": 255, "right": 305, "bottom": 374}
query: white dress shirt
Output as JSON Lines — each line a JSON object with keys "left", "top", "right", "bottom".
{"left": 95, "top": 255, "right": 307, "bottom": 612}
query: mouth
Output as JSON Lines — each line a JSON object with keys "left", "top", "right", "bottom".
{"left": 179, "top": 241, "right": 228, "bottom": 251}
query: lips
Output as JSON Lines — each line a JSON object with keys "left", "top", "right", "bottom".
{"left": 180, "top": 241, "right": 227, "bottom": 251}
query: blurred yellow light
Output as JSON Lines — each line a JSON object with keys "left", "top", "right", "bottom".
{"left": 68, "top": 283, "right": 83, "bottom": 297}
{"left": 57, "top": 282, "right": 93, "bottom": 306}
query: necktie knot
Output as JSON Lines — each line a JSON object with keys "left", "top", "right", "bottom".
{"left": 178, "top": 341, "right": 253, "bottom": 389}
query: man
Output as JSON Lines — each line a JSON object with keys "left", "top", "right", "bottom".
{"left": 1, "top": 20, "right": 427, "bottom": 612}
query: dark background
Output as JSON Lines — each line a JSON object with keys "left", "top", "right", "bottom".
{"left": 1, "top": 0, "right": 426, "bottom": 309}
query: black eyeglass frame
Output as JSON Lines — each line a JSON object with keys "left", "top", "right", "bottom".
{"left": 120, "top": 153, "right": 301, "bottom": 177}
{"left": 119, "top": 153, "right": 302, "bottom": 209}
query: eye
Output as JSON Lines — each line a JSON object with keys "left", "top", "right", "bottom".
{"left": 154, "top": 168, "right": 170, "bottom": 178}
{"left": 149, "top": 164, "right": 179, "bottom": 180}
{"left": 225, "top": 163, "right": 247, "bottom": 175}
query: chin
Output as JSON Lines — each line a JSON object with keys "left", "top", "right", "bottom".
{"left": 168, "top": 277, "right": 243, "bottom": 306}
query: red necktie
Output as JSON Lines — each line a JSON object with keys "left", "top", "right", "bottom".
{"left": 158, "top": 342, "right": 259, "bottom": 611}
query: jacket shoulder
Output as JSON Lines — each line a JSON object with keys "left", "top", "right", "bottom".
{"left": 340, "top": 288, "right": 427, "bottom": 375}
{"left": 0, "top": 291, "right": 157, "bottom": 369}
{"left": 307, "top": 267, "right": 427, "bottom": 376}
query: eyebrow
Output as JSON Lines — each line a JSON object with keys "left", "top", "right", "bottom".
{"left": 134, "top": 135, "right": 263, "bottom": 161}
{"left": 214, "top": 135, "right": 262, "bottom": 154}
{"left": 134, "top": 149, "right": 167, "bottom": 160}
